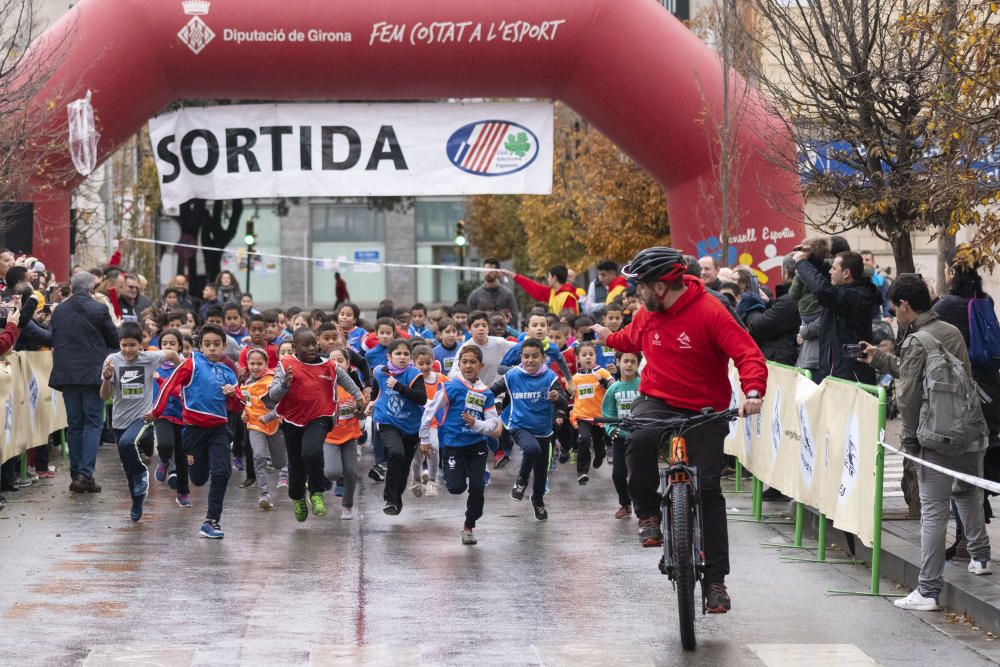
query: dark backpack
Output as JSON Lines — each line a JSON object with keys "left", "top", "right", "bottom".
{"left": 968, "top": 297, "right": 1000, "bottom": 372}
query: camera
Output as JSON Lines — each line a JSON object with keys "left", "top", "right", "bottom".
{"left": 581, "top": 329, "right": 597, "bottom": 342}
{"left": 842, "top": 343, "right": 864, "bottom": 359}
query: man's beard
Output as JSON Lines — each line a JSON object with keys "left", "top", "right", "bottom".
{"left": 643, "top": 294, "right": 664, "bottom": 312}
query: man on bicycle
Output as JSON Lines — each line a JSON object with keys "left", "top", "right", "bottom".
{"left": 589, "top": 247, "right": 766, "bottom": 613}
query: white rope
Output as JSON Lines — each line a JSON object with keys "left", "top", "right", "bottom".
{"left": 881, "top": 440, "right": 1000, "bottom": 495}
{"left": 125, "top": 237, "right": 492, "bottom": 273}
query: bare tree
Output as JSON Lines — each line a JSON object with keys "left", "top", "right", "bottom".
{"left": 741, "top": 0, "right": 1000, "bottom": 274}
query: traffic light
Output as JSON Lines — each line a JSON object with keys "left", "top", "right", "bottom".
{"left": 244, "top": 219, "right": 256, "bottom": 254}
{"left": 454, "top": 220, "right": 467, "bottom": 247}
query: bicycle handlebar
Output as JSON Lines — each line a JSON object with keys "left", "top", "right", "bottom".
{"left": 592, "top": 408, "right": 740, "bottom": 435}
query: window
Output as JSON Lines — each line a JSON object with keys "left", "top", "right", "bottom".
{"left": 310, "top": 205, "right": 385, "bottom": 243}
{"left": 415, "top": 199, "right": 467, "bottom": 243}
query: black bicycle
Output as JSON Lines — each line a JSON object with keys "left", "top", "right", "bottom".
{"left": 596, "top": 408, "right": 739, "bottom": 651}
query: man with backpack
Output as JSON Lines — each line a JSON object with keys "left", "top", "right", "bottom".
{"left": 860, "top": 274, "right": 991, "bottom": 612}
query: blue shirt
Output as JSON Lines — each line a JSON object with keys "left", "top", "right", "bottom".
{"left": 365, "top": 343, "right": 388, "bottom": 369}
{"left": 501, "top": 340, "right": 565, "bottom": 369}
{"left": 183, "top": 352, "right": 237, "bottom": 421}
{"left": 346, "top": 326, "right": 367, "bottom": 352}
{"left": 433, "top": 343, "right": 460, "bottom": 374}
{"left": 497, "top": 366, "right": 558, "bottom": 437}
{"left": 372, "top": 366, "right": 423, "bottom": 434}
{"left": 430, "top": 378, "right": 497, "bottom": 448}
{"left": 408, "top": 323, "right": 435, "bottom": 340}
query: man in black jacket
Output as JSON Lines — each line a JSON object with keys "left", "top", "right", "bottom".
{"left": 49, "top": 271, "right": 119, "bottom": 493}
{"left": 738, "top": 256, "right": 800, "bottom": 366}
{"left": 793, "top": 250, "right": 879, "bottom": 384}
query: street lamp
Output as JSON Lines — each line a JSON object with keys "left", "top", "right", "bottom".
{"left": 454, "top": 220, "right": 466, "bottom": 280}
{"left": 244, "top": 218, "right": 256, "bottom": 294}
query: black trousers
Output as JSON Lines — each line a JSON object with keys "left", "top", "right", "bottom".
{"left": 441, "top": 444, "right": 489, "bottom": 528}
{"left": 283, "top": 418, "right": 333, "bottom": 501}
{"left": 155, "top": 419, "right": 190, "bottom": 494}
{"left": 380, "top": 423, "right": 419, "bottom": 507}
{"left": 576, "top": 421, "right": 606, "bottom": 474}
{"left": 626, "top": 395, "right": 730, "bottom": 584}
{"left": 184, "top": 425, "right": 233, "bottom": 522}
{"left": 512, "top": 429, "right": 553, "bottom": 505}
{"left": 612, "top": 434, "right": 631, "bottom": 507}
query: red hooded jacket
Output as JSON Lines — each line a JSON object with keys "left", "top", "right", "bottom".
{"left": 606, "top": 275, "right": 766, "bottom": 411}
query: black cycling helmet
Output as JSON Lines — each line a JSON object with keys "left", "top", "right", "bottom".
{"left": 621, "top": 247, "right": 687, "bottom": 284}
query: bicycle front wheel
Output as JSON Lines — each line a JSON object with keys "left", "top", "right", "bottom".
{"left": 668, "top": 484, "right": 697, "bottom": 651}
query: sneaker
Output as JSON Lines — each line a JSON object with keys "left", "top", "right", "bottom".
{"left": 420, "top": 468, "right": 430, "bottom": 484}
{"left": 577, "top": 473, "right": 589, "bottom": 485}
{"left": 411, "top": 482, "right": 424, "bottom": 498}
{"left": 969, "top": 559, "right": 993, "bottom": 576}
{"left": 483, "top": 470, "right": 491, "bottom": 488}
{"left": 606, "top": 451, "right": 614, "bottom": 465}
{"left": 259, "top": 494, "right": 274, "bottom": 510}
{"left": 36, "top": 469, "right": 56, "bottom": 479}
{"left": 462, "top": 527, "right": 478, "bottom": 545}
{"left": 549, "top": 455, "right": 558, "bottom": 473}
{"left": 532, "top": 501, "right": 548, "bottom": 521}
{"left": 494, "top": 451, "right": 510, "bottom": 469}
{"left": 615, "top": 505, "right": 633, "bottom": 520}
{"left": 69, "top": 477, "right": 87, "bottom": 493}
{"left": 638, "top": 516, "right": 663, "bottom": 547}
{"left": 155, "top": 462, "right": 168, "bottom": 482}
{"left": 705, "top": 582, "right": 732, "bottom": 614}
{"left": 166, "top": 472, "right": 178, "bottom": 490}
{"left": 893, "top": 589, "right": 941, "bottom": 611}
{"left": 176, "top": 494, "right": 192, "bottom": 508}
{"left": 133, "top": 471, "right": 149, "bottom": 498}
{"left": 425, "top": 480, "right": 439, "bottom": 497}
{"left": 335, "top": 481, "right": 344, "bottom": 497}
{"left": 310, "top": 492, "right": 327, "bottom": 517}
{"left": 593, "top": 453, "right": 604, "bottom": 470}
{"left": 199, "top": 520, "right": 224, "bottom": 539}
{"left": 293, "top": 498, "right": 309, "bottom": 522}
{"left": 368, "top": 464, "right": 386, "bottom": 482}
{"left": 383, "top": 500, "right": 400, "bottom": 516}
{"left": 233, "top": 456, "right": 245, "bottom": 471}
{"left": 239, "top": 477, "right": 257, "bottom": 489}
{"left": 277, "top": 473, "right": 288, "bottom": 489}
{"left": 558, "top": 448, "right": 570, "bottom": 464}
{"left": 511, "top": 478, "right": 527, "bottom": 501}
{"left": 130, "top": 495, "right": 144, "bottom": 522}
{"left": 341, "top": 506, "right": 354, "bottom": 520}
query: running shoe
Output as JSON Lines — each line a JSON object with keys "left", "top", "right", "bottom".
{"left": 133, "top": 471, "right": 149, "bottom": 498}
{"left": 893, "top": 589, "right": 941, "bottom": 611}
{"left": 577, "top": 473, "right": 589, "bottom": 485}
{"left": 425, "top": 480, "right": 438, "bottom": 497}
{"left": 176, "top": 494, "right": 192, "bottom": 508}
{"left": 368, "top": 464, "right": 386, "bottom": 482}
{"left": 277, "top": 472, "right": 288, "bottom": 489}
{"left": 638, "top": 516, "right": 663, "bottom": 547}
{"left": 420, "top": 468, "right": 430, "bottom": 484}
{"left": 130, "top": 495, "right": 145, "bottom": 523}
{"left": 341, "top": 506, "right": 354, "bottom": 520}
{"left": 705, "top": 583, "right": 731, "bottom": 614}
{"left": 494, "top": 451, "right": 510, "bottom": 469}
{"left": 558, "top": 448, "right": 570, "bottom": 464}
{"left": 310, "top": 492, "right": 327, "bottom": 517}
{"left": 36, "top": 469, "right": 55, "bottom": 479}
{"left": 532, "top": 501, "right": 548, "bottom": 521}
{"left": 483, "top": 470, "right": 491, "bottom": 488}
{"left": 462, "top": 527, "right": 478, "bottom": 545}
{"left": 335, "top": 481, "right": 344, "bottom": 497}
{"left": 199, "top": 520, "right": 224, "bottom": 539}
{"left": 969, "top": 560, "right": 993, "bottom": 576}
{"left": 239, "top": 477, "right": 257, "bottom": 489}
{"left": 258, "top": 494, "right": 274, "bottom": 510}
{"left": 510, "top": 478, "right": 527, "bottom": 501}
{"left": 411, "top": 482, "right": 424, "bottom": 498}
{"left": 167, "top": 472, "right": 178, "bottom": 490}
{"left": 155, "top": 462, "right": 169, "bottom": 482}
{"left": 383, "top": 500, "right": 401, "bottom": 516}
{"left": 233, "top": 456, "right": 245, "bottom": 471}
{"left": 293, "top": 498, "right": 309, "bottom": 522}
{"left": 615, "top": 505, "right": 633, "bottom": 520}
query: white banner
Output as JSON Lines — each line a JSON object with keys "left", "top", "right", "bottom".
{"left": 149, "top": 101, "right": 553, "bottom": 208}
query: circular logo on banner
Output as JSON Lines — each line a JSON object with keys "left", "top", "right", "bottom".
{"left": 447, "top": 120, "right": 539, "bottom": 176}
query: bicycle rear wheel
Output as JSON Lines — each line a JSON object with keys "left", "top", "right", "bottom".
{"left": 668, "top": 484, "right": 697, "bottom": 651}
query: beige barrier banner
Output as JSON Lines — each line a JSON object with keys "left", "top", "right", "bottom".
{"left": 0, "top": 351, "right": 67, "bottom": 463}
{"left": 725, "top": 364, "right": 880, "bottom": 547}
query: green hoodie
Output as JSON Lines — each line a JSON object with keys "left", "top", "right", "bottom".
{"left": 601, "top": 376, "right": 641, "bottom": 438}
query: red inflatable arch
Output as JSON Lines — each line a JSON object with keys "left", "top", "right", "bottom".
{"left": 17, "top": 0, "right": 802, "bottom": 279}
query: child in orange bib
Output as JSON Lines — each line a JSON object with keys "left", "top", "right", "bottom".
{"left": 570, "top": 341, "right": 614, "bottom": 485}
{"left": 324, "top": 348, "right": 363, "bottom": 520}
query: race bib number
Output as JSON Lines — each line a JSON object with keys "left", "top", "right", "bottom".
{"left": 577, "top": 383, "right": 595, "bottom": 399}
{"left": 602, "top": 346, "right": 615, "bottom": 358}
{"left": 464, "top": 392, "right": 486, "bottom": 414}
{"left": 118, "top": 366, "right": 145, "bottom": 400}
{"left": 443, "top": 357, "right": 455, "bottom": 372}
{"left": 338, "top": 402, "right": 355, "bottom": 418}
{"left": 618, "top": 401, "right": 633, "bottom": 417}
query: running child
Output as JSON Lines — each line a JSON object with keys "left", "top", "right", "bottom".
{"left": 408, "top": 303, "right": 434, "bottom": 339}
{"left": 490, "top": 338, "right": 567, "bottom": 521}
{"left": 149, "top": 324, "right": 241, "bottom": 539}
{"left": 411, "top": 345, "right": 444, "bottom": 498}
{"left": 150, "top": 328, "right": 191, "bottom": 507}
{"left": 335, "top": 302, "right": 367, "bottom": 352}
{"left": 432, "top": 317, "right": 461, "bottom": 375}
{"left": 324, "top": 347, "right": 363, "bottom": 519}
{"left": 365, "top": 317, "right": 397, "bottom": 482}
{"left": 268, "top": 328, "right": 365, "bottom": 522}
{"left": 570, "top": 341, "right": 614, "bottom": 485}
{"left": 420, "top": 344, "right": 501, "bottom": 544}
{"left": 240, "top": 348, "right": 287, "bottom": 510}
{"left": 101, "top": 322, "right": 179, "bottom": 522}
{"left": 366, "top": 338, "right": 427, "bottom": 515}
{"left": 601, "top": 351, "right": 641, "bottom": 518}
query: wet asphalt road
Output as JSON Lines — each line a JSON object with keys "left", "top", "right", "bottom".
{"left": 0, "top": 445, "right": 997, "bottom": 666}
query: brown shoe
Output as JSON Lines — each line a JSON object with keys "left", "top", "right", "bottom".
{"left": 81, "top": 477, "right": 102, "bottom": 493}
{"left": 615, "top": 505, "right": 632, "bottom": 520}
{"left": 69, "top": 477, "right": 87, "bottom": 493}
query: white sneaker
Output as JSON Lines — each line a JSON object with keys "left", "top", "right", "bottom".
{"left": 893, "top": 589, "right": 941, "bottom": 611}
{"left": 411, "top": 482, "right": 424, "bottom": 498}
{"left": 258, "top": 494, "right": 274, "bottom": 510}
{"left": 969, "top": 559, "right": 993, "bottom": 576}
{"left": 425, "top": 480, "right": 438, "bottom": 497}
{"left": 341, "top": 507, "right": 353, "bottom": 520}
{"left": 420, "top": 468, "right": 430, "bottom": 484}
